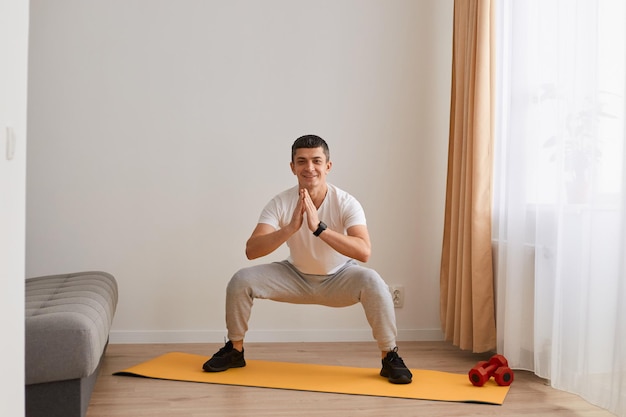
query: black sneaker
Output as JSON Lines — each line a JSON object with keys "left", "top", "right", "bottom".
{"left": 380, "top": 347, "right": 412, "bottom": 384}
{"left": 202, "top": 340, "right": 246, "bottom": 372}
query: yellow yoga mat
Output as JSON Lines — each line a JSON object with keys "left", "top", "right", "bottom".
{"left": 113, "top": 352, "right": 510, "bottom": 405}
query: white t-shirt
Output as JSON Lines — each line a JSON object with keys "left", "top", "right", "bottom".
{"left": 258, "top": 184, "right": 367, "bottom": 275}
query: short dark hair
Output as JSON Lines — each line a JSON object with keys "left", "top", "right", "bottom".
{"left": 291, "top": 134, "right": 330, "bottom": 162}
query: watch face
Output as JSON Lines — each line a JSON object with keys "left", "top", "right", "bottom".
{"left": 314, "top": 221, "right": 327, "bottom": 236}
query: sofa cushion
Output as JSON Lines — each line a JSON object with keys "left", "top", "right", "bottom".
{"left": 25, "top": 271, "right": 118, "bottom": 385}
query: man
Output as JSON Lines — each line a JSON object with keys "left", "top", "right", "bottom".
{"left": 203, "top": 134, "right": 412, "bottom": 384}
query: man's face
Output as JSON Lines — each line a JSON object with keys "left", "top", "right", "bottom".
{"left": 290, "top": 147, "right": 332, "bottom": 189}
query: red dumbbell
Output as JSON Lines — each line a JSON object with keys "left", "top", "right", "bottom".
{"left": 468, "top": 354, "right": 514, "bottom": 387}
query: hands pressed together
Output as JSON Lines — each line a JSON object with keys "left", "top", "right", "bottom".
{"left": 247, "top": 186, "right": 371, "bottom": 263}
{"left": 289, "top": 188, "right": 321, "bottom": 234}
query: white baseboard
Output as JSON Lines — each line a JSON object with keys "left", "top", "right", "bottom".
{"left": 109, "top": 328, "right": 444, "bottom": 344}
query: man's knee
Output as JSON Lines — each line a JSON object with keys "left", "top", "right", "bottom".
{"left": 359, "top": 269, "right": 388, "bottom": 292}
{"left": 226, "top": 268, "right": 254, "bottom": 296}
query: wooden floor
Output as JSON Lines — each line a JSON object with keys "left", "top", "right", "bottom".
{"left": 87, "top": 341, "right": 614, "bottom": 417}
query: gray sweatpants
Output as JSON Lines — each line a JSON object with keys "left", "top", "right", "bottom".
{"left": 225, "top": 260, "right": 398, "bottom": 352}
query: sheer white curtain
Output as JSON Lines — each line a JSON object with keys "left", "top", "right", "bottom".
{"left": 493, "top": 1, "right": 626, "bottom": 415}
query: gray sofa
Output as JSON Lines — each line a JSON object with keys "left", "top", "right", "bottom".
{"left": 25, "top": 271, "right": 118, "bottom": 417}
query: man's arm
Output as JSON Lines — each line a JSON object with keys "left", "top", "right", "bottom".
{"left": 316, "top": 224, "right": 372, "bottom": 263}
{"left": 245, "top": 195, "right": 305, "bottom": 260}
{"left": 245, "top": 223, "right": 294, "bottom": 260}
{"left": 301, "top": 188, "right": 372, "bottom": 262}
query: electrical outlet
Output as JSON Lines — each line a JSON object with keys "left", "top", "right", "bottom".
{"left": 389, "top": 285, "right": 404, "bottom": 308}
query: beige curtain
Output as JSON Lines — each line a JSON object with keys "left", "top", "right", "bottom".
{"left": 440, "top": 0, "right": 496, "bottom": 353}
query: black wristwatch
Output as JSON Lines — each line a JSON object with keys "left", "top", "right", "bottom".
{"left": 313, "top": 221, "right": 327, "bottom": 237}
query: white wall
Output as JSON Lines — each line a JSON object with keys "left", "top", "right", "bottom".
{"left": 0, "top": 0, "right": 28, "bottom": 415}
{"left": 27, "top": 0, "right": 453, "bottom": 344}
